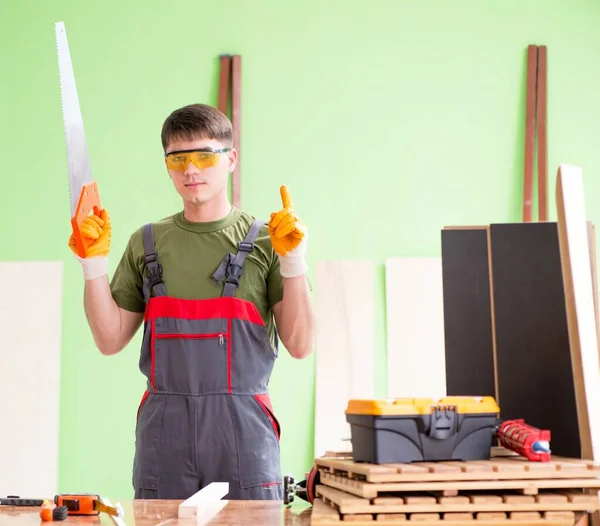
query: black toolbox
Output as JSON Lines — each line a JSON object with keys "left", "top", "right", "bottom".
{"left": 345, "top": 396, "right": 500, "bottom": 464}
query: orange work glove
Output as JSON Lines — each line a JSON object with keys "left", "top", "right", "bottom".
{"left": 268, "top": 185, "right": 307, "bottom": 277}
{"left": 68, "top": 208, "right": 112, "bottom": 280}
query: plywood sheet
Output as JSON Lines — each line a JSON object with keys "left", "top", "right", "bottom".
{"left": 385, "top": 257, "right": 445, "bottom": 398}
{"left": 489, "top": 222, "right": 580, "bottom": 458}
{"left": 441, "top": 228, "right": 496, "bottom": 398}
{"left": 313, "top": 260, "right": 374, "bottom": 457}
{"left": 0, "top": 261, "right": 63, "bottom": 497}
{"left": 555, "top": 165, "right": 600, "bottom": 461}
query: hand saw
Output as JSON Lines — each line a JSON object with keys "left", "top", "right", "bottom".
{"left": 55, "top": 21, "right": 102, "bottom": 258}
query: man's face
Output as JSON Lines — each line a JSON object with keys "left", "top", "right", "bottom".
{"left": 164, "top": 137, "right": 236, "bottom": 206}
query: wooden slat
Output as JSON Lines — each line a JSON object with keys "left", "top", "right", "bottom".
{"left": 313, "top": 260, "right": 375, "bottom": 457}
{"left": 523, "top": 45, "right": 538, "bottom": 222}
{"left": 536, "top": 45, "right": 548, "bottom": 221}
{"left": 385, "top": 257, "right": 446, "bottom": 398}
{"left": 441, "top": 227, "right": 496, "bottom": 398}
{"left": 217, "top": 54, "right": 231, "bottom": 115}
{"left": 231, "top": 54, "right": 241, "bottom": 208}
{"left": 587, "top": 222, "right": 599, "bottom": 334}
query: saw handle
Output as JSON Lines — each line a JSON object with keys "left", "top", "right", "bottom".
{"left": 71, "top": 182, "right": 102, "bottom": 258}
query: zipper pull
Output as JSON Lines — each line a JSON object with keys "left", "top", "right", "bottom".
{"left": 219, "top": 334, "right": 224, "bottom": 346}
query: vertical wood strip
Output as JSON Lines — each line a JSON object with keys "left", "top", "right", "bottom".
{"left": 536, "top": 45, "right": 548, "bottom": 221}
{"left": 231, "top": 54, "right": 242, "bottom": 209}
{"left": 523, "top": 45, "right": 538, "bottom": 222}
{"left": 217, "top": 55, "right": 231, "bottom": 115}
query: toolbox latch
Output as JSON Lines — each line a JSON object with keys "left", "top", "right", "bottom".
{"left": 428, "top": 406, "right": 458, "bottom": 440}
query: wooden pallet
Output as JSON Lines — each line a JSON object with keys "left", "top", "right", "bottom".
{"left": 319, "top": 470, "right": 600, "bottom": 499}
{"left": 310, "top": 497, "right": 580, "bottom": 525}
{"left": 316, "top": 483, "right": 599, "bottom": 515}
{"left": 315, "top": 454, "right": 600, "bottom": 484}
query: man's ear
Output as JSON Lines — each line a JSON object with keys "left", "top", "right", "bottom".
{"left": 227, "top": 148, "right": 238, "bottom": 172}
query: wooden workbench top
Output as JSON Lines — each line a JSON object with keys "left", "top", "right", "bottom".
{"left": 0, "top": 499, "right": 313, "bottom": 525}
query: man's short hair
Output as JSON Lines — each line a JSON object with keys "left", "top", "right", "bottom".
{"left": 161, "top": 103, "right": 233, "bottom": 151}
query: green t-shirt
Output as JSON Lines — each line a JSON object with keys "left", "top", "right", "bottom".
{"left": 109, "top": 207, "right": 284, "bottom": 346}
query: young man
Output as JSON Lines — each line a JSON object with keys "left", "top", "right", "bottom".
{"left": 68, "top": 103, "right": 316, "bottom": 501}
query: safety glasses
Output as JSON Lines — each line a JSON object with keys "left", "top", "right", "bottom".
{"left": 164, "top": 148, "right": 231, "bottom": 171}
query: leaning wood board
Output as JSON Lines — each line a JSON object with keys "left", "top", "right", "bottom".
{"left": 385, "top": 257, "right": 446, "bottom": 398}
{"left": 556, "top": 164, "right": 600, "bottom": 461}
{"left": 556, "top": 165, "right": 600, "bottom": 526}
{"left": 310, "top": 496, "right": 579, "bottom": 526}
{"left": 313, "top": 260, "right": 375, "bottom": 457}
{"left": 0, "top": 261, "right": 63, "bottom": 498}
{"left": 441, "top": 227, "right": 496, "bottom": 398}
{"left": 489, "top": 222, "right": 581, "bottom": 458}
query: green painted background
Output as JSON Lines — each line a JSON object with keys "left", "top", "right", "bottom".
{"left": 2, "top": 0, "right": 600, "bottom": 500}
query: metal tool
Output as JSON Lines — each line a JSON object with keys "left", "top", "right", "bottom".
{"left": 55, "top": 21, "right": 102, "bottom": 258}
{"left": 283, "top": 466, "right": 320, "bottom": 506}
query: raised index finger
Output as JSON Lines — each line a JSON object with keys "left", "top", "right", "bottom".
{"left": 280, "top": 185, "right": 293, "bottom": 209}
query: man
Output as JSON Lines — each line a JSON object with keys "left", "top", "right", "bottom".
{"left": 68, "top": 103, "right": 316, "bottom": 500}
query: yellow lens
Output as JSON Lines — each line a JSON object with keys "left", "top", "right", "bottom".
{"left": 190, "top": 151, "right": 219, "bottom": 169}
{"left": 166, "top": 153, "right": 190, "bottom": 171}
{"left": 166, "top": 151, "right": 219, "bottom": 171}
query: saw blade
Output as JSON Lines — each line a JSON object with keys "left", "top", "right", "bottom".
{"left": 55, "top": 21, "right": 92, "bottom": 217}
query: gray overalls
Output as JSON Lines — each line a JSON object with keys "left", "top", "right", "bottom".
{"left": 132, "top": 220, "right": 283, "bottom": 500}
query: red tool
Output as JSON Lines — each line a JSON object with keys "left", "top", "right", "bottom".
{"left": 497, "top": 419, "right": 551, "bottom": 461}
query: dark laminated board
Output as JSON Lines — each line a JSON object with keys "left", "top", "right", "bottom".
{"left": 489, "top": 222, "right": 581, "bottom": 458}
{"left": 441, "top": 228, "right": 496, "bottom": 398}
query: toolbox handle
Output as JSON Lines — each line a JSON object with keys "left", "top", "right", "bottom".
{"left": 427, "top": 407, "right": 458, "bottom": 440}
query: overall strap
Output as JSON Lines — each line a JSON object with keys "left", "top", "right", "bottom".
{"left": 142, "top": 223, "right": 167, "bottom": 302}
{"left": 212, "top": 219, "right": 265, "bottom": 297}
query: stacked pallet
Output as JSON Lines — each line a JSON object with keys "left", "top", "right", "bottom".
{"left": 310, "top": 448, "right": 600, "bottom": 525}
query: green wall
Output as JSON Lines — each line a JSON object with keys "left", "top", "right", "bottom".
{"left": 2, "top": 0, "right": 600, "bottom": 499}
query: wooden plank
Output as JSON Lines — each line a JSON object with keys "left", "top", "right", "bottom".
{"left": 536, "top": 45, "right": 548, "bottom": 221}
{"left": 231, "top": 54, "right": 241, "bottom": 208}
{"left": 217, "top": 54, "right": 231, "bottom": 115}
{"left": 523, "top": 45, "right": 538, "bottom": 222}
{"left": 385, "top": 257, "right": 445, "bottom": 398}
{"left": 441, "top": 227, "right": 496, "bottom": 398}
{"left": 587, "top": 222, "right": 599, "bottom": 334}
{"left": 0, "top": 261, "right": 63, "bottom": 498}
{"left": 556, "top": 164, "right": 600, "bottom": 461}
{"left": 489, "top": 222, "right": 581, "bottom": 458}
{"left": 556, "top": 165, "right": 600, "bottom": 526}
{"left": 178, "top": 482, "right": 229, "bottom": 519}
{"left": 313, "top": 260, "right": 375, "bottom": 457}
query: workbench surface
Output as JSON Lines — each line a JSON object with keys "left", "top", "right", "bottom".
{"left": 0, "top": 499, "right": 313, "bottom": 525}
